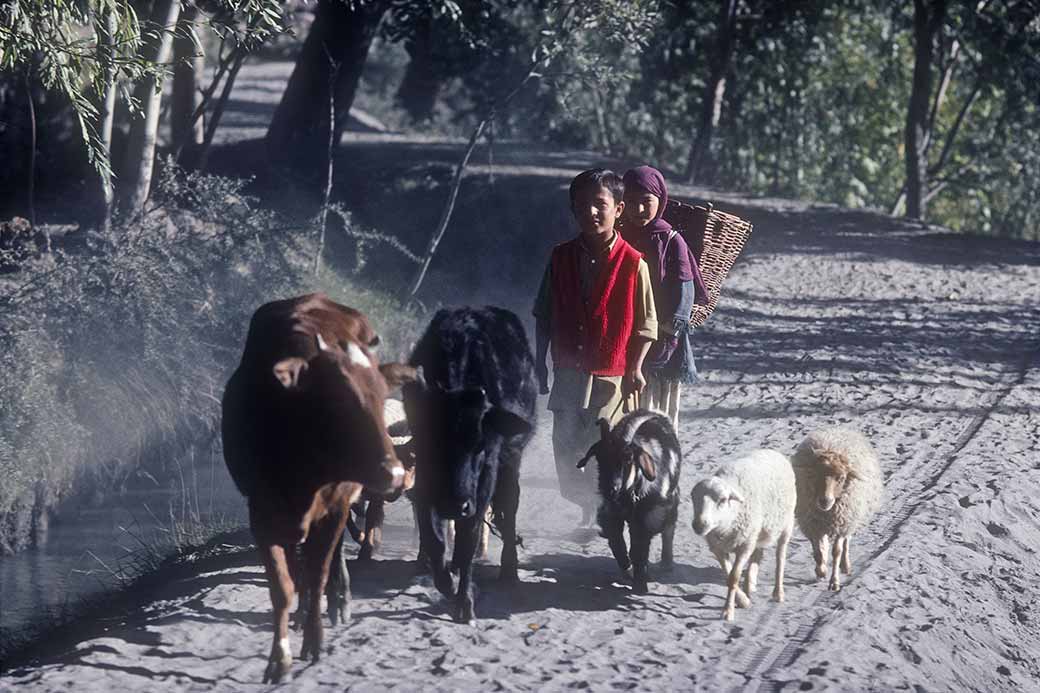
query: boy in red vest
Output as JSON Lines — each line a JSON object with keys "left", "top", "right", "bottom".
{"left": 533, "top": 169, "right": 658, "bottom": 526}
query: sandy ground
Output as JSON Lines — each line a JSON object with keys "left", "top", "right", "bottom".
{"left": 4, "top": 60, "right": 1040, "bottom": 691}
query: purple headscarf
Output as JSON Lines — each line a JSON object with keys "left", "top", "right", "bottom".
{"left": 623, "top": 165, "right": 698, "bottom": 288}
{"left": 623, "top": 165, "right": 672, "bottom": 232}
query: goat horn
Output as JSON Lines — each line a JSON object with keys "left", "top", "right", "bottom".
{"left": 617, "top": 411, "right": 659, "bottom": 445}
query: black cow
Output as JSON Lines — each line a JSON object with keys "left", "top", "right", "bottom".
{"left": 404, "top": 306, "right": 537, "bottom": 624}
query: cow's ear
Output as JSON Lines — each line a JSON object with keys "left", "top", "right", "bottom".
{"left": 273, "top": 357, "right": 308, "bottom": 388}
{"left": 484, "top": 407, "right": 532, "bottom": 437}
{"left": 636, "top": 451, "right": 656, "bottom": 481}
{"left": 380, "top": 362, "right": 420, "bottom": 388}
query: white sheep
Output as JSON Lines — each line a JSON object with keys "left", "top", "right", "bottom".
{"left": 691, "top": 449, "right": 796, "bottom": 621}
{"left": 792, "top": 427, "right": 883, "bottom": 592}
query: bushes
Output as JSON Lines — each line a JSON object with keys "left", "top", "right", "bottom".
{"left": 0, "top": 164, "right": 421, "bottom": 554}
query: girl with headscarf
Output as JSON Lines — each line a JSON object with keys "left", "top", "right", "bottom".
{"left": 620, "top": 165, "right": 708, "bottom": 428}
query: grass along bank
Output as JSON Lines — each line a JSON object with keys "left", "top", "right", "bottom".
{"left": 0, "top": 163, "right": 425, "bottom": 557}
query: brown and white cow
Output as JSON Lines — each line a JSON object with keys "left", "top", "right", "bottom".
{"left": 221, "top": 293, "right": 416, "bottom": 683}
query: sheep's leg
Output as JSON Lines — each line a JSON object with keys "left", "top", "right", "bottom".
{"left": 811, "top": 536, "right": 829, "bottom": 579}
{"left": 259, "top": 542, "right": 295, "bottom": 683}
{"left": 829, "top": 536, "right": 845, "bottom": 591}
{"left": 358, "top": 497, "right": 385, "bottom": 561}
{"left": 629, "top": 522, "right": 652, "bottom": 595}
{"left": 773, "top": 526, "right": 792, "bottom": 603}
{"left": 745, "top": 547, "right": 763, "bottom": 596}
{"left": 723, "top": 545, "right": 754, "bottom": 621}
{"left": 840, "top": 535, "right": 852, "bottom": 575}
{"left": 711, "top": 548, "right": 750, "bottom": 608}
{"left": 711, "top": 547, "right": 732, "bottom": 575}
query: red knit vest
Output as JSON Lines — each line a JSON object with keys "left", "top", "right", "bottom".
{"left": 550, "top": 236, "right": 642, "bottom": 376}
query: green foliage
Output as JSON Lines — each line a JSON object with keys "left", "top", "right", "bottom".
{"left": 0, "top": 164, "right": 422, "bottom": 553}
{"left": 0, "top": 0, "right": 288, "bottom": 180}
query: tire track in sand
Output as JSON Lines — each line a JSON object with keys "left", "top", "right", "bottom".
{"left": 740, "top": 344, "right": 1039, "bottom": 692}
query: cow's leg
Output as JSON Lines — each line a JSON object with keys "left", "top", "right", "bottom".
{"left": 477, "top": 506, "right": 491, "bottom": 562}
{"left": 345, "top": 502, "right": 365, "bottom": 545}
{"left": 629, "top": 521, "right": 653, "bottom": 595}
{"left": 300, "top": 514, "right": 347, "bottom": 662}
{"left": 324, "top": 535, "right": 351, "bottom": 625}
{"left": 290, "top": 544, "right": 313, "bottom": 631}
{"left": 599, "top": 509, "right": 631, "bottom": 579}
{"left": 359, "top": 497, "right": 385, "bottom": 561}
{"left": 493, "top": 457, "right": 521, "bottom": 584}
{"left": 259, "top": 542, "right": 295, "bottom": 684}
{"left": 416, "top": 501, "right": 455, "bottom": 597}
{"left": 451, "top": 514, "right": 481, "bottom": 625}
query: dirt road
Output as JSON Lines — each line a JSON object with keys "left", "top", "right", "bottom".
{"left": 4, "top": 59, "right": 1039, "bottom": 692}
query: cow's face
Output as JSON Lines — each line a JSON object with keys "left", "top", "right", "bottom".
{"left": 295, "top": 327, "right": 408, "bottom": 494}
{"left": 404, "top": 381, "right": 530, "bottom": 520}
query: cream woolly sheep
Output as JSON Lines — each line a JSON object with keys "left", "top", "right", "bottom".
{"left": 792, "top": 427, "right": 883, "bottom": 592}
{"left": 691, "top": 449, "right": 796, "bottom": 621}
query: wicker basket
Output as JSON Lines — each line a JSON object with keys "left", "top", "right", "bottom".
{"left": 662, "top": 200, "right": 753, "bottom": 326}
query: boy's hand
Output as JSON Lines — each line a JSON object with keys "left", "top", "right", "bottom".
{"left": 536, "top": 363, "right": 550, "bottom": 395}
{"left": 624, "top": 367, "right": 646, "bottom": 397}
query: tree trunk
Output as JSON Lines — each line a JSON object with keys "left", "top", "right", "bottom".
{"left": 904, "top": 0, "right": 946, "bottom": 221}
{"left": 82, "top": 4, "right": 119, "bottom": 233}
{"left": 396, "top": 15, "right": 442, "bottom": 123}
{"left": 118, "top": 0, "right": 182, "bottom": 214}
{"left": 685, "top": 0, "right": 740, "bottom": 185}
{"left": 171, "top": 4, "right": 204, "bottom": 156}
{"left": 267, "top": 0, "right": 387, "bottom": 166}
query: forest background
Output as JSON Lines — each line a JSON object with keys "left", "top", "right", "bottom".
{"left": 1, "top": 0, "right": 1038, "bottom": 566}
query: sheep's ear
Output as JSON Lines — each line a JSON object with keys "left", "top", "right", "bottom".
{"left": 636, "top": 451, "right": 656, "bottom": 481}
{"left": 577, "top": 444, "right": 597, "bottom": 470}
{"left": 847, "top": 467, "right": 862, "bottom": 481}
{"left": 596, "top": 417, "right": 611, "bottom": 440}
{"left": 727, "top": 489, "right": 746, "bottom": 505}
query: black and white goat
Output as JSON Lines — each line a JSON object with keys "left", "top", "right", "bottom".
{"left": 577, "top": 409, "right": 682, "bottom": 594}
